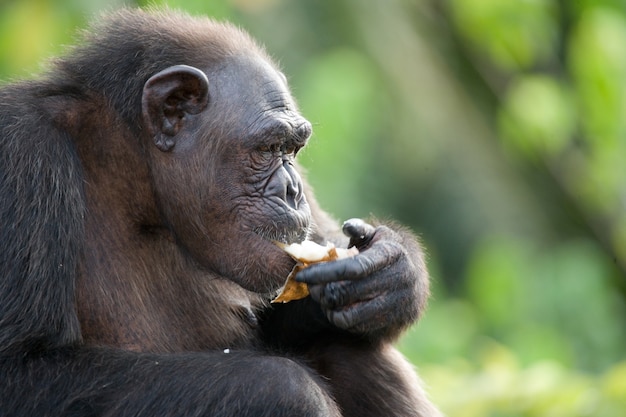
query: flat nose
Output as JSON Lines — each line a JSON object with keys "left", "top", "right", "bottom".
{"left": 266, "top": 162, "right": 305, "bottom": 210}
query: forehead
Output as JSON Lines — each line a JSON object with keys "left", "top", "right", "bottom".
{"left": 209, "top": 54, "right": 293, "bottom": 107}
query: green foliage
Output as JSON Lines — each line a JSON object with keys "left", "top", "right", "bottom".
{"left": 447, "top": 0, "right": 557, "bottom": 70}
{"left": 467, "top": 238, "right": 626, "bottom": 370}
{"left": 415, "top": 343, "right": 626, "bottom": 417}
{"left": 499, "top": 75, "right": 575, "bottom": 158}
{"left": 295, "top": 47, "right": 384, "bottom": 219}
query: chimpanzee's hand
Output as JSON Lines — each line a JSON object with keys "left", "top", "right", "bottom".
{"left": 295, "top": 218, "right": 430, "bottom": 341}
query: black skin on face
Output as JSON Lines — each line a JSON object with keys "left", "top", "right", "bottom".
{"left": 144, "top": 56, "right": 313, "bottom": 293}
{"left": 0, "top": 8, "right": 440, "bottom": 417}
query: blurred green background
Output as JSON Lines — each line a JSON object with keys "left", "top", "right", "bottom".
{"left": 2, "top": 0, "right": 625, "bottom": 415}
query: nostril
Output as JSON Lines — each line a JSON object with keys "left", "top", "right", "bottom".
{"left": 286, "top": 175, "right": 302, "bottom": 210}
{"left": 293, "top": 183, "right": 304, "bottom": 209}
{"left": 283, "top": 161, "right": 304, "bottom": 210}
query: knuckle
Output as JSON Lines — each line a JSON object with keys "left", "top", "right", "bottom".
{"left": 322, "top": 281, "right": 350, "bottom": 308}
{"left": 328, "top": 309, "right": 353, "bottom": 330}
{"left": 343, "top": 259, "right": 363, "bottom": 277}
{"left": 372, "top": 225, "right": 393, "bottom": 239}
{"left": 342, "top": 218, "right": 366, "bottom": 237}
{"left": 308, "top": 283, "right": 323, "bottom": 302}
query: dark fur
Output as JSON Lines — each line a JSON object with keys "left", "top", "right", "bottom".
{"left": 0, "top": 9, "right": 439, "bottom": 417}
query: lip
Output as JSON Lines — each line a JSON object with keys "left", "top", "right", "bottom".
{"left": 252, "top": 223, "right": 310, "bottom": 245}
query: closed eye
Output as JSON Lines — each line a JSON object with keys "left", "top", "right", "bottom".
{"left": 258, "top": 143, "right": 281, "bottom": 155}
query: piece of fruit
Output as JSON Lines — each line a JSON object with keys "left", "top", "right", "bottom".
{"left": 271, "top": 241, "right": 358, "bottom": 303}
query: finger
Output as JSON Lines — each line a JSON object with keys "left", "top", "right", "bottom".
{"left": 326, "top": 284, "right": 413, "bottom": 334}
{"left": 307, "top": 282, "right": 324, "bottom": 303}
{"left": 342, "top": 218, "right": 376, "bottom": 248}
{"left": 296, "top": 254, "right": 375, "bottom": 285}
{"left": 309, "top": 281, "right": 364, "bottom": 310}
{"left": 296, "top": 240, "right": 402, "bottom": 285}
{"left": 325, "top": 298, "right": 388, "bottom": 333}
{"left": 309, "top": 277, "right": 382, "bottom": 310}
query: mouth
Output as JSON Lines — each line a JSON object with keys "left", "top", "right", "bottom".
{"left": 252, "top": 224, "right": 310, "bottom": 245}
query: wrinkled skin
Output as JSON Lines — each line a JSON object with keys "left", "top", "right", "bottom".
{"left": 145, "top": 56, "right": 313, "bottom": 293}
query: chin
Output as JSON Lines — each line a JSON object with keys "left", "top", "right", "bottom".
{"left": 227, "top": 232, "right": 298, "bottom": 294}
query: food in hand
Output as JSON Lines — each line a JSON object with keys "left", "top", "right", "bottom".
{"left": 271, "top": 241, "right": 359, "bottom": 303}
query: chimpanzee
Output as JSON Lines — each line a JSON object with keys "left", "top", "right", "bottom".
{"left": 0, "top": 8, "right": 440, "bottom": 417}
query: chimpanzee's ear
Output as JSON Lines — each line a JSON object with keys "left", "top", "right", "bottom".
{"left": 142, "top": 65, "right": 209, "bottom": 152}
